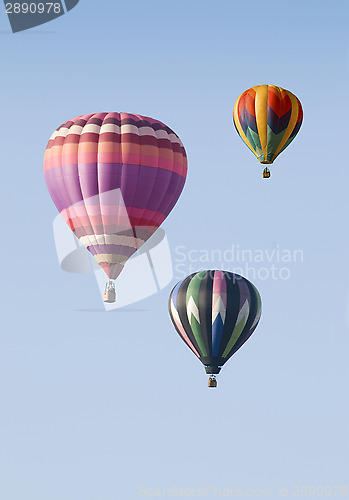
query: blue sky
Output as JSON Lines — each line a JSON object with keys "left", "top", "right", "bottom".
{"left": 0, "top": 1, "right": 348, "bottom": 499}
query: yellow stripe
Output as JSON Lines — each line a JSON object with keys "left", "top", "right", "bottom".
{"left": 271, "top": 90, "right": 299, "bottom": 161}
{"left": 233, "top": 91, "right": 259, "bottom": 160}
{"left": 254, "top": 85, "right": 269, "bottom": 161}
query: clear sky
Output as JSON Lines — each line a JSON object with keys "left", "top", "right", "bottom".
{"left": 0, "top": 1, "right": 348, "bottom": 499}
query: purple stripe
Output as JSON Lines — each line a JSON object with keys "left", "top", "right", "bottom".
{"left": 240, "top": 108, "right": 258, "bottom": 135}
{"left": 45, "top": 163, "right": 185, "bottom": 214}
{"left": 237, "top": 277, "right": 251, "bottom": 312}
{"left": 267, "top": 106, "right": 291, "bottom": 134}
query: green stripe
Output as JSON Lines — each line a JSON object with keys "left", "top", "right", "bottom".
{"left": 251, "top": 283, "right": 262, "bottom": 316}
{"left": 266, "top": 125, "right": 285, "bottom": 158}
{"left": 222, "top": 315, "right": 247, "bottom": 359}
{"left": 245, "top": 127, "right": 262, "bottom": 156}
{"left": 190, "top": 316, "right": 207, "bottom": 356}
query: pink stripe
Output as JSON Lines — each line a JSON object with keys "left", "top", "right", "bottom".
{"left": 171, "top": 303, "right": 200, "bottom": 358}
{"left": 63, "top": 203, "right": 127, "bottom": 218}
{"left": 45, "top": 152, "right": 187, "bottom": 177}
{"left": 62, "top": 205, "right": 165, "bottom": 222}
{"left": 100, "top": 205, "right": 128, "bottom": 217}
{"left": 61, "top": 215, "right": 139, "bottom": 230}
{"left": 213, "top": 271, "right": 227, "bottom": 294}
{"left": 61, "top": 210, "right": 165, "bottom": 228}
{"left": 212, "top": 271, "right": 227, "bottom": 307}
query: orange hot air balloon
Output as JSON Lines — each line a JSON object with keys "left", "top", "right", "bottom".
{"left": 233, "top": 85, "right": 303, "bottom": 177}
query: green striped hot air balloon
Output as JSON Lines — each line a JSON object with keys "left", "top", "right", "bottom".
{"left": 168, "top": 270, "right": 262, "bottom": 387}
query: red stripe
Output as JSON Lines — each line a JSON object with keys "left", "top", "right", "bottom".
{"left": 237, "top": 89, "right": 256, "bottom": 120}
{"left": 268, "top": 89, "right": 292, "bottom": 117}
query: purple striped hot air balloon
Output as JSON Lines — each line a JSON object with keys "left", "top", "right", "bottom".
{"left": 44, "top": 112, "right": 187, "bottom": 302}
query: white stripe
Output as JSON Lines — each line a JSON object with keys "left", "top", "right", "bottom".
{"left": 119, "top": 124, "right": 176, "bottom": 144}
{"left": 50, "top": 126, "right": 70, "bottom": 140}
{"left": 168, "top": 133, "right": 183, "bottom": 145}
{"left": 120, "top": 124, "right": 140, "bottom": 135}
{"left": 187, "top": 296, "right": 200, "bottom": 324}
{"left": 95, "top": 254, "right": 128, "bottom": 264}
{"left": 100, "top": 123, "right": 121, "bottom": 134}
{"left": 68, "top": 124, "right": 84, "bottom": 135}
{"left": 81, "top": 124, "right": 101, "bottom": 134}
{"left": 138, "top": 126, "right": 157, "bottom": 137}
{"left": 79, "top": 234, "right": 144, "bottom": 248}
{"left": 170, "top": 300, "right": 181, "bottom": 326}
{"left": 250, "top": 308, "right": 261, "bottom": 330}
{"left": 51, "top": 124, "right": 84, "bottom": 141}
{"left": 236, "top": 299, "right": 249, "bottom": 327}
{"left": 152, "top": 129, "right": 167, "bottom": 139}
{"left": 51, "top": 123, "right": 183, "bottom": 146}
{"left": 212, "top": 296, "right": 226, "bottom": 324}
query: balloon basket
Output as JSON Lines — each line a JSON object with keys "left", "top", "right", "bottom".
{"left": 104, "top": 280, "right": 116, "bottom": 303}
{"left": 208, "top": 376, "right": 217, "bottom": 388}
{"left": 263, "top": 167, "right": 270, "bottom": 178}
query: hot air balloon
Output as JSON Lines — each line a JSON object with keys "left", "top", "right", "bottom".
{"left": 44, "top": 112, "right": 187, "bottom": 302}
{"left": 168, "top": 270, "right": 262, "bottom": 387}
{"left": 233, "top": 85, "right": 303, "bottom": 178}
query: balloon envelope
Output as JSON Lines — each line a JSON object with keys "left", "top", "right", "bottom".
{"left": 233, "top": 84, "right": 303, "bottom": 165}
{"left": 44, "top": 112, "right": 187, "bottom": 280}
{"left": 169, "top": 270, "right": 262, "bottom": 374}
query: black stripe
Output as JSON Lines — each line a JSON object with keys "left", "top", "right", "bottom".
{"left": 217, "top": 272, "right": 241, "bottom": 362}
{"left": 224, "top": 280, "right": 260, "bottom": 363}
